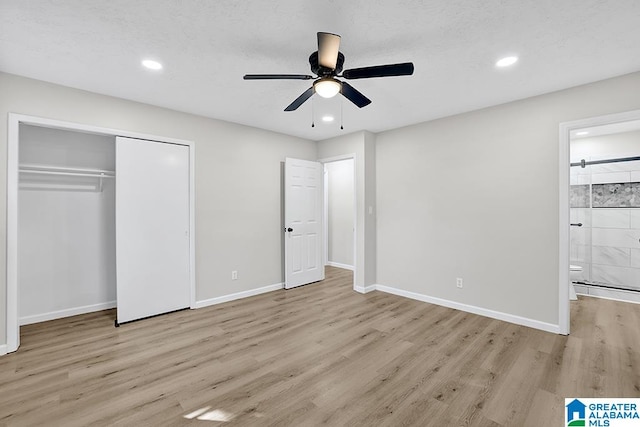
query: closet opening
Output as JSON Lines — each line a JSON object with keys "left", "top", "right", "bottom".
{"left": 18, "top": 125, "right": 117, "bottom": 327}
{"left": 6, "top": 114, "right": 196, "bottom": 354}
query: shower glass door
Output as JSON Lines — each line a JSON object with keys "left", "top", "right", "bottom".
{"left": 570, "top": 160, "right": 592, "bottom": 284}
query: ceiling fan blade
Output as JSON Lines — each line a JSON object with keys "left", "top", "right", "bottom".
{"left": 342, "top": 62, "right": 414, "bottom": 79}
{"left": 340, "top": 81, "right": 371, "bottom": 108}
{"left": 317, "top": 32, "right": 341, "bottom": 70}
{"left": 284, "top": 87, "right": 315, "bottom": 111}
{"left": 244, "top": 74, "right": 313, "bottom": 80}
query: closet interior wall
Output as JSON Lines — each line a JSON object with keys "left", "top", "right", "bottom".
{"left": 18, "top": 124, "right": 116, "bottom": 325}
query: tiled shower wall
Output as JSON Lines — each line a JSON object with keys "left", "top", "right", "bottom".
{"left": 570, "top": 159, "right": 640, "bottom": 292}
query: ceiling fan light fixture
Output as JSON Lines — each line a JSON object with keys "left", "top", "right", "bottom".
{"left": 314, "top": 78, "right": 341, "bottom": 98}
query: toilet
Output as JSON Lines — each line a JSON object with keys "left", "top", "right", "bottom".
{"left": 569, "top": 265, "right": 582, "bottom": 300}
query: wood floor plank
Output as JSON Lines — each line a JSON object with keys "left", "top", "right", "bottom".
{"left": 521, "top": 388, "right": 564, "bottom": 427}
{"left": 1, "top": 267, "right": 639, "bottom": 426}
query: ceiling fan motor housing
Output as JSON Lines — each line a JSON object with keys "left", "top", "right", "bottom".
{"left": 309, "top": 51, "right": 345, "bottom": 76}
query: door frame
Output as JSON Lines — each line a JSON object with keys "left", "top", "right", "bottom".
{"left": 558, "top": 108, "right": 640, "bottom": 336}
{"left": 5, "top": 113, "right": 196, "bottom": 354}
{"left": 319, "top": 154, "right": 357, "bottom": 289}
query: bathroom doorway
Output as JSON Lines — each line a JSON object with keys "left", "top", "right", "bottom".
{"left": 560, "top": 109, "right": 640, "bottom": 334}
{"left": 569, "top": 121, "right": 640, "bottom": 303}
{"left": 322, "top": 156, "right": 356, "bottom": 283}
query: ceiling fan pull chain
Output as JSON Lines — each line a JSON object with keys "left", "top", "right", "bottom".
{"left": 311, "top": 96, "right": 315, "bottom": 127}
{"left": 340, "top": 98, "right": 344, "bottom": 130}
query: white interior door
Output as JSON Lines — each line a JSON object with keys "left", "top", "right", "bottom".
{"left": 116, "top": 137, "right": 190, "bottom": 324}
{"left": 285, "top": 157, "right": 324, "bottom": 289}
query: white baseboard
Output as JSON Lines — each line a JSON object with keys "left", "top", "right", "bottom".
{"left": 195, "top": 283, "right": 283, "bottom": 309}
{"left": 374, "top": 284, "right": 560, "bottom": 334}
{"left": 19, "top": 301, "right": 117, "bottom": 326}
{"left": 326, "top": 261, "right": 354, "bottom": 271}
{"left": 0, "top": 344, "right": 7, "bottom": 356}
{"left": 354, "top": 285, "right": 376, "bottom": 294}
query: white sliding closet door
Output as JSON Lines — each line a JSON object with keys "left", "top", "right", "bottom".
{"left": 115, "top": 137, "right": 190, "bottom": 324}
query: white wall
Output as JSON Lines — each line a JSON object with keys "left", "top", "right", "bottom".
{"left": 571, "top": 130, "right": 640, "bottom": 161}
{"left": 18, "top": 125, "right": 116, "bottom": 324}
{"left": 326, "top": 159, "right": 354, "bottom": 267}
{"left": 0, "top": 72, "right": 316, "bottom": 346}
{"left": 4, "top": 69, "right": 640, "bottom": 344}
{"left": 376, "top": 71, "right": 640, "bottom": 327}
{"left": 317, "top": 131, "right": 376, "bottom": 289}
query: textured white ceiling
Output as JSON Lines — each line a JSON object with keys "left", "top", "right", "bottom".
{"left": 1, "top": 1, "right": 640, "bottom": 141}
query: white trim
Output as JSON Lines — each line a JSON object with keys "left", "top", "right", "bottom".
{"left": 189, "top": 138, "right": 196, "bottom": 309}
{"left": 6, "top": 113, "right": 197, "bottom": 355}
{"left": 8, "top": 113, "right": 193, "bottom": 145}
{"left": 323, "top": 166, "right": 329, "bottom": 267}
{"left": 7, "top": 115, "right": 19, "bottom": 353}
{"left": 317, "top": 153, "right": 357, "bottom": 164}
{"left": 19, "top": 301, "right": 117, "bottom": 326}
{"left": 374, "top": 284, "right": 560, "bottom": 334}
{"left": 326, "top": 261, "right": 354, "bottom": 271}
{"left": 319, "top": 153, "right": 357, "bottom": 292}
{"left": 354, "top": 285, "right": 376, "bottom": 294}
{"left": 0, "top": 344, "right": 7, "bottom": 356}
{"left": 194, "top": 283, "right": 283, "bottom": 309}
{"left": 558, "top": 108, "right": 640, "bottom": 336}
{"left": 558, "top": 122, "right": 570, "bottom": 335}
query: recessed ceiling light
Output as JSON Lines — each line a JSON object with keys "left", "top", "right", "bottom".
{"left": 575, "top": 131, "right": 589, "bottom": 136}
{"left": 496, "top": 56, "right": 518, "bottom": 68}
{"left": 142, "top": 59, "right": 163, "bottom": 70}
{"left": 322, "top": 115, "right": 334, "bottom": 122}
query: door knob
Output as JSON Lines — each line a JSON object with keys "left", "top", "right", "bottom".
{"left": 286, "top": 227, "right": 293, "bottom": 232}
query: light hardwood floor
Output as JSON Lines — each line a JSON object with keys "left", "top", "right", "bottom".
{"left": 1, "top": 267, "right": 639, "bottom": 426}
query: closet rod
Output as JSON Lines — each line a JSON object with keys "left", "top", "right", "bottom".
{"left": 19, "top": 182, "right": 98, "bottom": 191}
{"left": 19, "top": 170, "right": 115, "bottom": 179}
{"left": 19, "top": 163, "right": 115, "bottom": 175}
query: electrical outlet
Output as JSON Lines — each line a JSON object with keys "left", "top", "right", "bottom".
{"left": 456, "top": 278, "right": 463, "bottom": 288}
{"left": 232, "top": 270, "right": 238, "bottom": 280}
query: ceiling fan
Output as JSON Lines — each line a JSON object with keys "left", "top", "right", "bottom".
{"left": 243, "top": 32, "right": 415, "bottom": 111}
